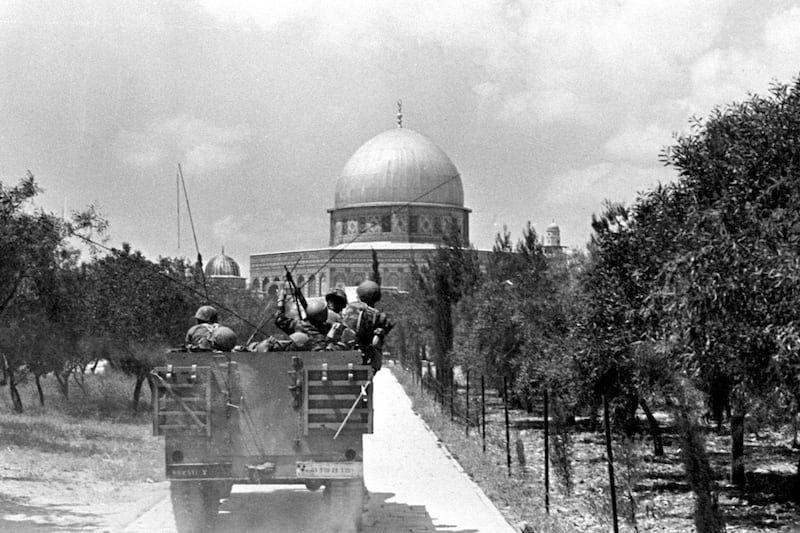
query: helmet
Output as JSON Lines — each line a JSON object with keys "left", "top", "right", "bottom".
{"left": 356, "top": 280, "right": 381, "bottom": 305}
{"left": 305, "top": 299, "right": 328, "bottom": 325}
{"left": 211, "top": 326, "right": 237, "bottom": 351}
{"left": 289, "top": 331, "right": 311, "bottom": 350}
{"left": 194, "top": 305, "right": 218, "bottom": 323}
{"left": 324, "top": 288, "right": 348, "bottom": 312}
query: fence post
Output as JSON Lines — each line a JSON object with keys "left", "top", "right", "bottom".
{"left": 544, "top": 388, "right": 550, "bottom": 514}
{"left": 503, "top": 376, "right": 511, "bottom": 476}
{"left": 419, "top": 358, "right": 423, "bottom": 394}
{"left": 481, "top": 375, "right": 486, "bottom": 453}
{"left": 427, "top": 361, "right": 432, "bottom": 399}
{"left": 603, "top": 394, "right": 620, "bottom": 533}
{"left": 450, "top": 384, "right": 454, "bottom": 422}
{"left": 465, "top": 370, "right": 470, "bottom": 437}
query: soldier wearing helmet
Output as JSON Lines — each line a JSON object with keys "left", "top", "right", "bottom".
{"left": 185, "top": 305, "right": 220, "bottom": 351}
{"left": 328, "top": 280, "right": 393, "bottom": 370}
{"left": 356, "top": 280, "right": 381, "bottom": 306}
{"left": 274, "top": 284, "right": 331, "bottom": 351}
{"left": 210, "top": 326, "right": 237, "bottom": 351}
{"left": 324, "top": 288, "right": 348, "bottom": 313}
{"left": 248, "top": 331, "right": 311, "bottom": 352}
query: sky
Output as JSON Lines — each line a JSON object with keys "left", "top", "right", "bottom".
{"left": 2, "top": 1, "right": 800, "bottom": 280}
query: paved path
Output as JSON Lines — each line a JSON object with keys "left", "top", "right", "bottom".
{"left": 125, "top": 366, "right": 516, "bottom": 532}
{"left": 360, "top": 367, "right": 515, "bottom": 532}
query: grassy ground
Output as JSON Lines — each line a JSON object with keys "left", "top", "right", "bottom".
{"left": 390, "top": 363, "right": 800, "bottom": 533}
{"left": 0, "top": 370, "right": 166, "bottom": 532}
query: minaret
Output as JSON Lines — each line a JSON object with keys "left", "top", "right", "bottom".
{"left": 545, "top": 221, "right": 560, "bottom": 248}
{"left": 544, "top": 221, "right": 563, "bottom": 257}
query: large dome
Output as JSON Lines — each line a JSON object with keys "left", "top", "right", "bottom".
{"left": 334, "top": 128, "right": 464, "bottom": 209}
{"left": 205, "top": 250, "right": 241, "bottom": 277}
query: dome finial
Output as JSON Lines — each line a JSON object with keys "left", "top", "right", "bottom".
{"left": 396, "top": 99, "right": 403, "bottom": 128}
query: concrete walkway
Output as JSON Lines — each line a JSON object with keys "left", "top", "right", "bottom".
{"left": 361, "top": 366, "right": 516, "bottom": 532}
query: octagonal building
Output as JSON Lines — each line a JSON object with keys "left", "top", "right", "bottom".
{"left": 250, "top": 122, "right": 476, "bottom": 300}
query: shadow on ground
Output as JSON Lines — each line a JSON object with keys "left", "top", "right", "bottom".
{"left": 0, "top": 494, "right": 101, "bottom": 532}
{"left": 213, "top": 488, "right": 478, "bottom": 533}
{"left": 363, "top": 492, "right": 478, "bottom": 533}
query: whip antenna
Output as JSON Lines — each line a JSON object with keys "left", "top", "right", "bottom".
{"left": 178, "top": 164, "right": 208, "bottom": 301}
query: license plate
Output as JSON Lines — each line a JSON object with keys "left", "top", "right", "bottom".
{"left": 296, "top": 461, "right": 362, "bottom": 479}
{"left": 167, "top": 463, "right": 232, "bottom": 479}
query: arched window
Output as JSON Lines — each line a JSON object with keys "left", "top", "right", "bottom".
{"left": 319, "top": 274, "right": 328, "bottom": 295}
{"left": 307, "top": 274, "right": 316, "bottom": 297}
{"left": 334, "top": 273, "right": 346, "bottom": 289}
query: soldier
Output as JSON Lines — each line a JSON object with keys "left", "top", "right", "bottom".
{"left": 210, "top": 326, "right": 237, "bottom": 351}
{"left": 328, "top": 280, "right": 393, "bottom": 370}
{"left": 248, "top": 331, "right": 311, "bottom": 352}
{"left": 324, "top": 288, "right": 348, "bottom": 314}
{"left": 274, "top": 285, "right": 331, "bottom": 350}
{"left": 185, "top": 305, "right": 219, "bottom": 351}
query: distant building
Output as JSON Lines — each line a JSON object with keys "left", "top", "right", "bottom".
{"left": 250, "top": 112, "right": 563, "bottom": 300}
{"left": 543, "top": 221, "right": 566, "bottom": 257}
{"left": 205, "top": 248, "right": 246, "bottom": 290}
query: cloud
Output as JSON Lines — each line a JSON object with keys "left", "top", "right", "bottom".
{"left": 116, "top": 116, "right": 251, "bottom": 174}
{"left": 679, "top": 5, "right": 800, "bottom": 119}
{"left": 543, "top": 162, "right": 674, "bottom": 210}
{"left": 212, "top": 215, "right": 243, "bottom": 245}
{"left": 603, "top": 123, "right": 674, "bottom": 163}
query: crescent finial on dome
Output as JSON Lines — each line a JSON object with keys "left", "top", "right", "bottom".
{"left": 397, "top": 99, "right": 403, "bottom": 128}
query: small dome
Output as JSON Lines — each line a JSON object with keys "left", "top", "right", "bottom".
{"left": 334, "top": 128, "right": 464, "bottom": 209}
{"left": 547, "top": 222, "right": 560, "bottom": 230}
{"left": 205, "top": 250, "right": 241, "bottom": 277}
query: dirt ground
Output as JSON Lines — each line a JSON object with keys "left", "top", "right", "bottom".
{"left": 496, "top": 410, "right": 800, "bottom": 532}
{"left": 0, "top": 473, "right": 168, "bottom": 532}
{"left": 0, "top": 405, "right": 167, "bottom": 532}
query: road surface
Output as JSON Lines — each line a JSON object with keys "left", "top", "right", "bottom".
{"left": 125, "top": 365, "right": 516, "bottom": 532}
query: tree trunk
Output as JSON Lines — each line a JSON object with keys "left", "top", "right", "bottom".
{"left": 35, "top": 374, "right": 45, "bottom": 406}
{"left": 55, "top": 373, "right": 69, "bottom": 398}
{"left": 132, "top": 372, "right": 145, "bottom": 413}
{"left": 679, "top": 414, "right": 725, "bottom": 533}
{"left": 730, "top": 414, "right": 746, "bottom": 485}
{"left": 7, "top": 366, "right": 23, "bottom": 413}
{"left": 639, "top": 399, "right": 664, "bottom": 456}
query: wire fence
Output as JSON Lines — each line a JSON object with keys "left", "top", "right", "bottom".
{"left": 393, "top": 350, "right": 621, "bottom": 530}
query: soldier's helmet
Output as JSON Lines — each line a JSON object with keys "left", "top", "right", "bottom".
{"left": 289, "top": 331, "right": 311, "bottom": 350}
{"left": 194, "top": 305, "right": 218, "bottom": 323}
{"left": 211, "top": 326, "right": 237, "bottom": 351}
{"left": 324, "top": 288, "right": 348, "bottom": 312}
{"left": 357, "top": 280, "right": 381, "bottom": 306}
{"left": 306, "top": 299, "right": 328, "bottom": 325}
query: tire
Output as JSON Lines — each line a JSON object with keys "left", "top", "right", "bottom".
{"left": 170, "top": 480, "right": 221, "bottom": 533}
{"left": 305, "top": 480, "right": 323, "bottom": 492}
{"left": 326, "top": 479, "right": 364, "bottom": 533}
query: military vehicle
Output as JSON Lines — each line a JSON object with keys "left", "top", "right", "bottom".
{"left": 152, "top": 349, "right": 373, "bottom": 532}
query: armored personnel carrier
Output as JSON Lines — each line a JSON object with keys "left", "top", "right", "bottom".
{"left": 152, "top": 350, "right": 372, "bottom": 532}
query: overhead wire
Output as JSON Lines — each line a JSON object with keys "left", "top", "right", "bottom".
{"left": 298, "top": 173, "right": 463, "bottom": 288}
{"left": 66, "top": 167, "right": 462, "bottom": 335}
{"left": 69, "top": 230, "right": 266, "bottom": 336}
